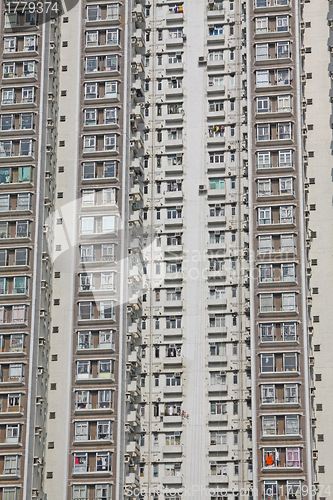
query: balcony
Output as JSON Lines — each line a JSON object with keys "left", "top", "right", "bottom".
{"left": 163, "top": 328, "right": 183, "bottom": 338}
{"left": 207, "top": 59, "right": 225, "bottom": 70}
{"left": 208, "top": 383, "right": 227, "bottom": 393}
{"left": 163, "top": 445, "right": 182, "bottom": 454}
{"left": 207, "top": 135, "right": 225, "bottom": 146}
{"left": 163, "top": 384, "right": 183, "bottom": 395}
{"left": 207, "top": 187, "right": 226, "bottom": 197}
{"left": 209, "top": 475, "right": 228, "bottom": 484}
{"left": 209, "top": 444, "right": 228, "bottom": 453}
{"left": 207, "top": 84, "right": 225, "bottom": 95}
{"left": 208, "top": 413, "right": 228, "bottom": 423}
{"left": 207, "top": 6, "right": 225, "bottom": 19}
{"left": 165, "top": 86, "right": 183, "bottom": 97}
{"left": 207, "top": 34, "right": 225, "bottom": 44}
{"left": 164, "top": 299, "right": 183, "bottom": 310}
{"left": 163, "top": 414, "right": 183, "bottom": 424}
{"left": 208, "top": 355, "right": 227, "bottom": 365}
{"left": 162, "top": 475, "right": 183, "bottom": 485}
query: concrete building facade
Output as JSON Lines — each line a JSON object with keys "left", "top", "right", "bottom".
{"left": 0, "top": 0, "right": 331, "bottom": 499}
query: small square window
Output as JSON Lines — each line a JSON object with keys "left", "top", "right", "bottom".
{"left": 315, "top": 374, "right": 322, "bottom": 381}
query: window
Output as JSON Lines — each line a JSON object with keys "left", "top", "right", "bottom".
{"left": 262, "top": 385, "right": 275, "bottom": 404}
{"left": 73, "top": 485, "right": 87, "bottom": 499}
{"left": 257, "top": 97, "right": 269, "bottom": 113}
{"left": 277, "top": 68, "right": 291, "bottom": 86}
{"left": 99, "top": 301, "right": 115, "bottom": 320}
{"left": 282, "top": 322, "right": 296, "bottom": 341}
{"left": 283, "top": 352, "right": 297, "bottom": 371}
{"left": 279, "top": 149, "right": 292, "bottom": 167}
{"left": 86, "top": 56, "right": 98, "bottom": 73}
{"left": 281, "top": 263, "right": 295, "bottom": 282}
{"left": 209, "top": 25, "right": 224, "bottom": 36}
{"left": 81, "top": 217, "right": 94, "bottom": 234}
{"left": 258, "top": 207, "right": 271, "bottom": 225}
{"left": 258, "top": 179, "right": 271, "bottom": 196}
{"left": 74, "top": 453, "right": 87, "bottom": 473}
{"left": 104, "top": 134, "right": 117, "bottom": 151}
{"left": 17, "top": 193, "right": 31, "bottom": 210}
{"left": 282, "top": 293, "right": 296, "bottom": 312}
{"left": 23, "top": 61, "right": 36, "bottom": 77}
{"left": 256, "top": 70, "right": 269, "bottom": 87}
{"left": 277, "top": 41, "right": 290, "bottom": 59}
{"left": 284, "top": 384, "right": 298, "bottom": 403}
{"left": 98, "top": 360, "right": 112, "bottom": 378}
{"left": 20, "top": 139, "right": 33, "bottom": 156}
{"left": 22, "top": 87, "right": 34, "bottom": 103}
{"left": 259, "top": 265, "right": 273, "bottom": 283}
{"left": 75, "top": 421, "right": 89, "bottom": 441}
{"left": 12, "top": 305, "right": 26, "bottom": 323}
{"left": 208, "top": 50, "right": 224, "bottom": 61}
{"left": 98, "top": 390, "right": 112, "bottom": 409}
{"left": 1, "top": 115, "right": 13, "bottom": 131}
{"left": 280, "top": 205, "right": 293, "bottom": 224}
{"left": 257, "top": 124, "right": 270, "bottom": 141}
{"left": 256, "top": 43, "right": 269, "bottom": 61}
{"left": 210, "top": 401, "right": 227, "bottom": 415}
{"left": 2, "top": 89, "right": 15, "bottom": 105}
{"left": 15, "top": 248, "right": 28, "bottom": 266}
{"left": 6, "top": 424, "right": 20, "bottom": 444}
{"left": 83, "top": 135, "right": 96, "bottom": 152}
{"left": 84, "top": 108, "right": 97, "bottom": 125}
{"left": 24, "top": 35, "right": 36, "bottom": 51}
{"left": 209, "top": 342, "right": 226, "bottom": 356}
{"left": 0, "top": 141, "right": 13, "bottom": 157}
{"left": 79, "top": 302, "right": 93, "bottom": 320}
{"left": 210, "top": 371, "right": 226, "bottom": 385}
{"left": 107, "top": 3, "right": 120, "bottom": 20}
{"left": 14, "top": 276, "right": 28, "bottom": 294}
{"left": 256, "top": 17, "right": 268, "bottom": 34}
{"left": 210, "top": 462, "right": 227, "bottom": 476}
{"left": 83, "top": 162, "right": 95, "bottom": 179}
{"left": 25, "top": 11, "right": 37, "bottom": 25}
{"left": 261, "top": 354, "right": 274, "bottom": 372}
{"left": 5, "top": 13, "right": 18, "bottom": 28}
{"left": 278, "top": 95, "right": 291, "bottom": 112}
{"left": 209, "top": 178, "right": 225, "bottom": 190}
{"left": 262, "top": 416, "right": 276, "bottom": 436}
{"left": 85, "top": 83, "right": 98, "bottom": 99}
{"left": 210, "top": 431, "right": 227, "bottom": 445}
{"left": 260, "top": 323, "right": 274, "bottom": 341}
{"left": 208, "top": 75, "right": 224, "bottom": 87}
{"left": 166, "top": 316, "right": 181, "bottom": 329}
{"left": 286, "top": 448, "right": 301, "bottom": 467}
{"left": 166, "top": 373, "right": 181, "bottom": 386}
{"left": 4, "top": 455, "right": 19, "bottom": 475}
{"left": 3, "top": 63, "right": 16, "bottom": 79}
{"left": 285, "top": 415, "right": 299, "bottom": 435}
{"left": 95, "top": 485, "right": 111, "bottom": 500}
{"left": 102, "top": 215, "right": 116, "bottom": 233}
{"left": 278, "top": 122, "right": 292, "bottom": 140}
{"left": 260, "top": 294, "right": 274, "bottom": 313}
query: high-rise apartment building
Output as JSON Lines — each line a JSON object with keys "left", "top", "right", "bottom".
{"left": 0, "top": 0, "right": 331, "bottom": 499}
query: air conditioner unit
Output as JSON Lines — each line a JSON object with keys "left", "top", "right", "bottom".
{"left": 175, "top": 287, "right": 181, "bottom": 292}
{"left": 198, "top": 56, "right": 206, "bottom": 63}
{"left": 174, "top": 372, "right": 181, "bottom": 377}
{"left": 199, "top": 184, "right": 207, "bottom": 191}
